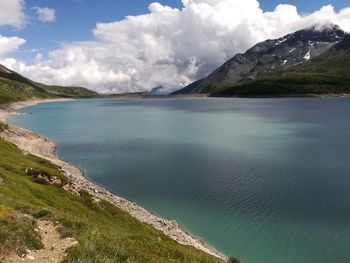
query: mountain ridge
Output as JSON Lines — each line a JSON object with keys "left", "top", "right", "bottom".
{"left": 211, "top": 34, "right": 350, "bottom": 97}
{"left": 173, "top": 24, "right": 347, "bottom": 95}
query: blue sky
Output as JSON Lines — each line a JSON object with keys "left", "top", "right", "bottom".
{"left": 1, "top": 0, "right": 349, "bottom": 62}
{"left": 0, "top": 0, "right": 349, "bottom": 93}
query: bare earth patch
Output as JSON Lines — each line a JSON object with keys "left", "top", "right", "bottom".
{"left": 3, "top": 220, "right": 77, "bottom": 263}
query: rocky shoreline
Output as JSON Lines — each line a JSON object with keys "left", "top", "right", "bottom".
{"left": 0, "top": 99, "right": 227, "bottom": 260}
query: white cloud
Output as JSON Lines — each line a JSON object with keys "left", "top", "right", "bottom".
{"left": 0, "top": 0, "right": 26, "bottom": 60}
{"left": 0, "top": 35, "right": 25, "bottom": 58}
{"left": 33, "top": 7, "right": 56, "bottom": 22}
{"left": 2, "top": 0, "right": 350, "bottom": 93}
{"left": 0, "top": 0, "right": 25, "bottom": 28}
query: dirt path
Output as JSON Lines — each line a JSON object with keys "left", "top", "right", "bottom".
{"left": 3, "top": 220, "right": 77, "bottom": 263}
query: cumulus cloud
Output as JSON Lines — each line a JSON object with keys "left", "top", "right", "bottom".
{"left": 0, "top": 35, "right": 26, "bottom": 58}
{"left": 0, "top": 0, "right": 25, "bottom": 28}
{"left": 2, "top": 0, "right": 350, "bottom": 93}
{"left": 0, "top": 0, "right": 26, "bottom": 60}
{"left": 33, "top": 7, "right": 56, "bottom": 22}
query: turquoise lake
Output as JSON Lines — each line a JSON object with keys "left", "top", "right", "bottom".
{"left": 10, "top": 98, "right": 350, "bottom": 263}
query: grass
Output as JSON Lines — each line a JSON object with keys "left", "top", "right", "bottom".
{"left": 0, "top": 209, "right": 43, "bottom": 257}
{"left": 0, "top": 138, "right": 225, "bottom": 262}
{"left": 41, "top": 85, "right": 98, "bottom": 98}
{"left": 0, "top": 77, "right": 55, "bottom": 104}
{"left": 211, "top": 73, "right": 350, "bottom": 97}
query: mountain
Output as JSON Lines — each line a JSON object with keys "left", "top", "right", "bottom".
{"left": 148, "top": 86, "right": 169, "bottom": 95}
{"left": 173, "top": 25, "right": 346, "bottom": 95}
{"left": 0, "top": 65, "right": 98, "bottom": 104}
{"left": 212, "top": 34, "right": 350, "bottom": 97}
{"left": 293, "top": 34, "right": 350, "bottom": 75}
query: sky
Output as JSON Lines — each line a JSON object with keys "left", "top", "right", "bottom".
{"left": 0, "top": 0, "right": 350, "bottom": 93}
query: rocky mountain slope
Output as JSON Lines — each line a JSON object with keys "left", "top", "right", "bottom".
{"left": 293, "top": 34, "right": 350, "bottom": 75}
{"left": 0, "top": 65, "right": 97, "bottom": 104}
{"left": 173, "top": 25, "right": 346, "bottom": 95}
{"left": 212, "top": 34, "right": 350, "bottom": 97}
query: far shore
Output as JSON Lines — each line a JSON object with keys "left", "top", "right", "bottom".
{"left": 0, "top": 98, "right": 73, "bottom": 122}
{"left": 0, "top": 98, "right": 227, "bottom": 260}
{"left": 96, "top": 92, "right": 210, "bottom": 99}
{"left": 92, "top": 92, "right": 350, "bottom": 100}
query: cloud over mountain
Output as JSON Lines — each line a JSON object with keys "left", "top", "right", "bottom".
{"left": 2, "top": 0, "right": 350, "bottom": 93}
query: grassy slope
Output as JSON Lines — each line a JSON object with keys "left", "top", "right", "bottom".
{"left": 211, "top": 73, "right": 350, "bottom": 97}
{"left": 0, "top": 77, "right": 56, "bottom": 104}
{"left": 0, "top": 137, "right": 225, "bottom": 263}
{"left": 41, "top": 85, "right": 98, "bottom": 98}
{"left": 0, "top": 65, "right": 97, "bottom": 104}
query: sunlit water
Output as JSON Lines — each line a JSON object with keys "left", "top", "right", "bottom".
{"left": 10, "top": 98, "right": 350, "bottom": 263}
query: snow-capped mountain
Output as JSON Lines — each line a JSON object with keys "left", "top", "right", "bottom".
{"left": 173, "top": 25, "right": 346, "bottom": 94}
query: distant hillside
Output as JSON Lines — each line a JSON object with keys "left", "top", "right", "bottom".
{"left": 212, "top": 35, "right": 350, "bottom": 97}
{"left": 0, "top": 65, "right": 97, "bottom": 104}
{"left": 173, "top": 25, "right": 346, "bottom": 95}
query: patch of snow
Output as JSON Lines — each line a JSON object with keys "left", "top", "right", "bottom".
{"left": 317, "top": 41, "right": 332, "bottom": 45}
{"left": 275, "top": 35, "right": 291, "bottom": 46}
{"left": 275, "top": 38, "right": 287, "bottom": 46}
{"left": 304, "top": 50, "right": 311, "bottom": 60}
{"left": 283, "top": 60, "right": 287, "bottom": 65}
{"left": 289, "top": 48, "right": 296, "bottom": 53}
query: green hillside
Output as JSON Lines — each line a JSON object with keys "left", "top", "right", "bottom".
{"left": 211, "top": 73, "right": 350, "bottom": 97}
{"left": 0, "top": 65, "right": 97, "bottom": 104}
{"left": 0, "top": 136, "right": 225, "bottom": 262}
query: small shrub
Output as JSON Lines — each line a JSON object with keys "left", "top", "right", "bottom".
{"left": 78, "top": 189, "right": 98, "bottom": 209}
{"left": 59, "top": 218, "right": 87, "bottom": 232}
{"left": 33, "top": 209, "right": 52, "bottom": 219}
{"left": 228, "top": 257, "right": 241, "bottom": 263}
{"left": 33, "top": 177, "right": 48, "bottom": 185}
{"left": 78, "top": 189, "right": 90, "bottom": 198}
{"left": 0, "top": 121, "right": 8, "bottom": 132}
{"left": 25, "top": 168, "right": 41, "bottom": 177}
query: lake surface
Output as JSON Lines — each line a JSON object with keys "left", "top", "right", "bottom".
{"left": 10, "top": 98, "right": 350, "bottom": 263}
